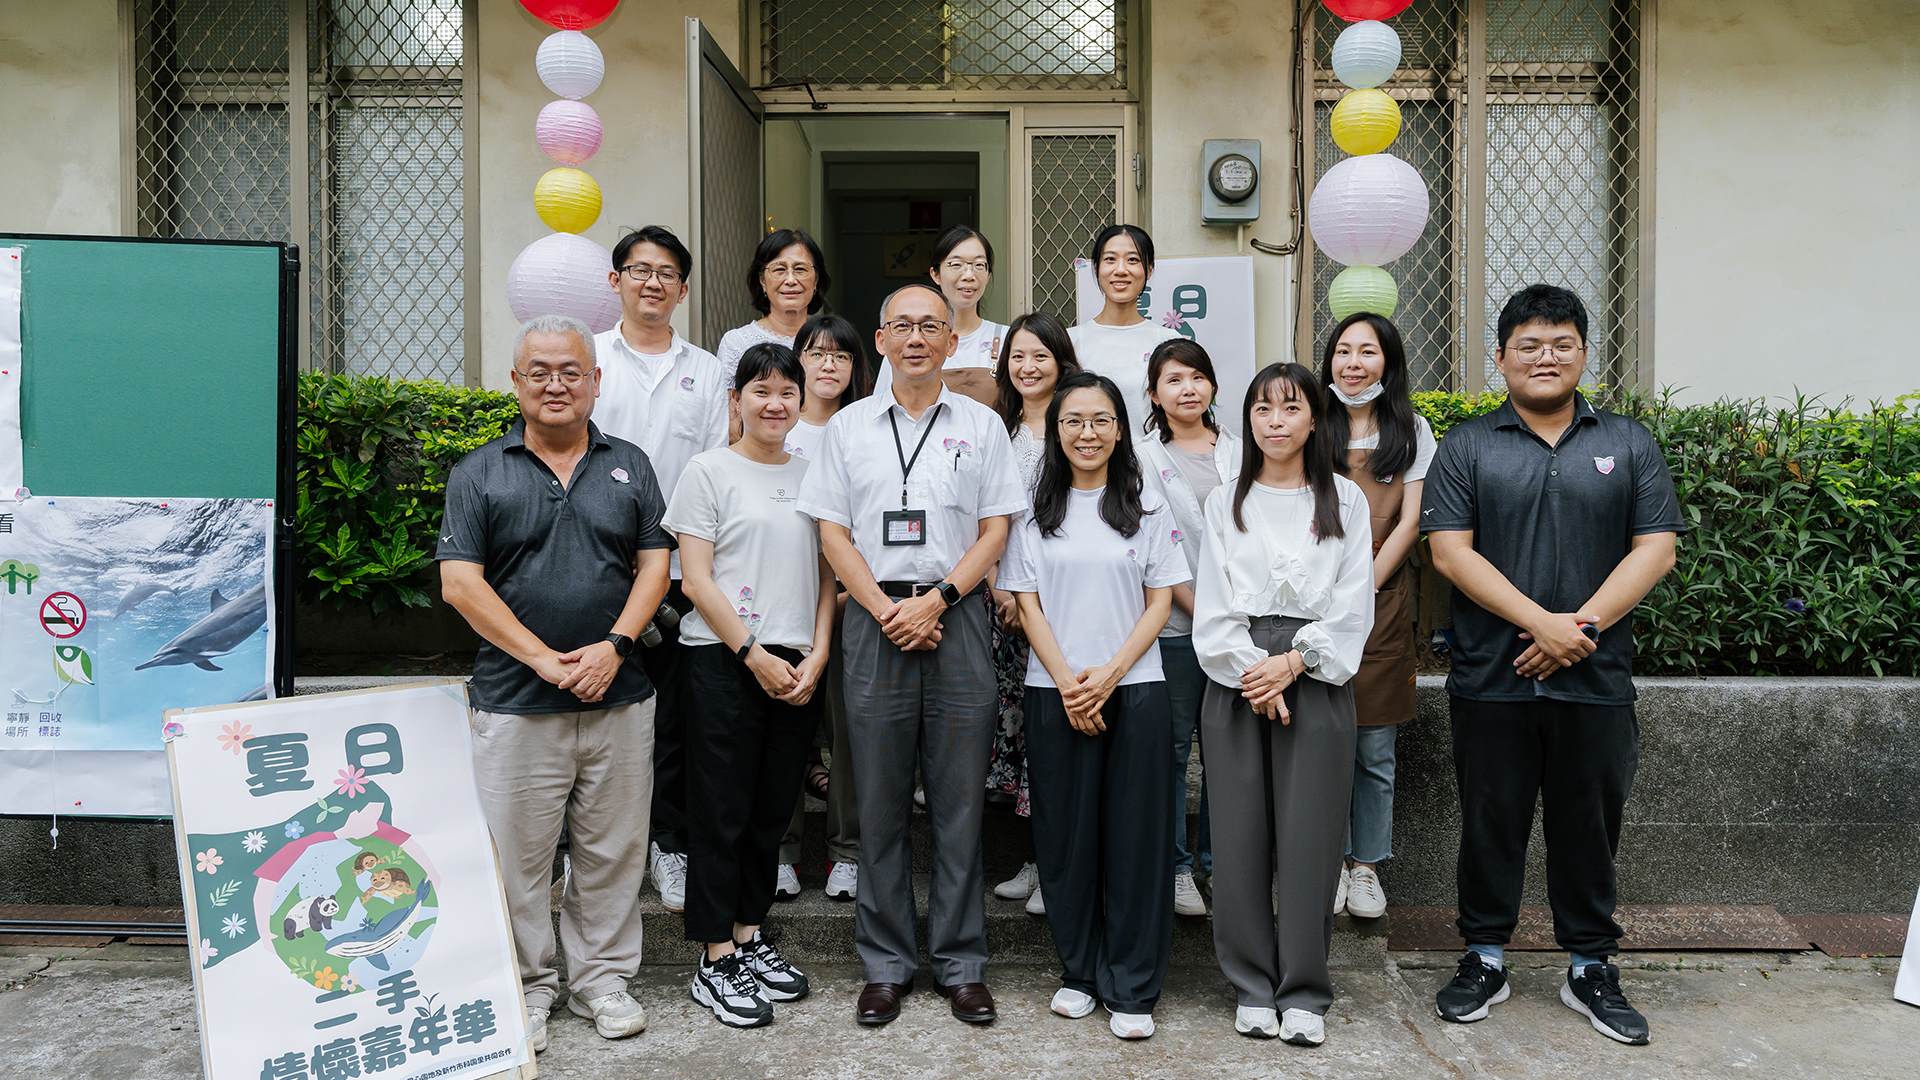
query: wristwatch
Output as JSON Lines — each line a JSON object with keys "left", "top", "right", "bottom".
{"left": 1295, "top": 644, "right": 1324, "bottom": 673}
{"left": 604, "top": 632, "right": 634, "bottom": 658}
{"left": 937, "top": 581, "right": 963, "bottom": 608}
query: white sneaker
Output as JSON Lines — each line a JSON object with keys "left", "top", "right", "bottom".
{"left": 1333, "top": 865, "right": 1349, "bottom": 915}
{"left": 1108, "top": 1008, "right": 1155, "bottom": 1039}
{"left": 1345, "top": 864, "right": 1387, "bottom": 919}
{"left": 994, "top": 862, "right": 1039, "bottom": 900}
{"left": 913, "top": 786, "right": 927, "bottom": 808}
{"left": 526, "top": 1003, "right": 549, "bottom": 1053}
{"left": 825, "top": 861, "right": 858, "bottom": 901}
{"left": 690, "top": 952, "right": 772, "bottom": 1028}
{"left": 1173, "top": 868, "right": 1207, "bottom": 916}
{"left": 566, "top": 989, "right": 648, "bottom": 1039}
{"left": 1051, "top": 986, "right": 1097, "bottom": 1019}
{"left": 649, "top": 842, "right": 687, "bottom": 913}
{"left": 774, "top": 863, "right": 801, "bottom": 900}
{"left": 1025, "top": 885, "right": 1046, "bottom": 915}
{"left": 1235, "top": 1005, "right": 1280, "bottom": 1039}
{"left": 1280, "top": 1008, "right": 1326, "bottom": 1046}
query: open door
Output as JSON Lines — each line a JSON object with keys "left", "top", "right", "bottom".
{"left": 686, "top": 18, "right": 764, "bottom": 351}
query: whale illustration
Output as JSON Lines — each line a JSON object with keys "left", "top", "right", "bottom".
{"left": 324, "top": 882, "right": 435, "bottom": 972}
{"left": 134, "top": 585, "right": 268, "bottom": 672}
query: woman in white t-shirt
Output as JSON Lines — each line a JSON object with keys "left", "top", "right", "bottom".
{"left": 872, "top": 225, "right": 1008, "bottom": 407}
{"left": 1000, "top": 370, "right": 1189, "bottom": 1040}
{"left": 666, "top": 342, "right": 837, "bottom": 1030}
{"left": 715, "top": 228, "right": 830, "bottom": 385}
{"left": 1193, "top": 362, "right": 1374, "bottom": 1047}
{"left": 1315, "top": 312, "right": 1437, "bottom": 924}
{"left": 784, "top": 314, "right": 870, "bottom": 462}
{"left": 1068, "top": 224, "right": 1184, "bottom": 436}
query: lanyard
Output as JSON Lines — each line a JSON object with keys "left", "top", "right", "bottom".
{"left": 887, "top": 402, "right": 946, "bottom": 509}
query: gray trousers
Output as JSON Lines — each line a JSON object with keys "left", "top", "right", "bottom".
{"left": 1201, "top": 617, "right": 1356, "bottom": 1015}
{"left": 843, "top": 593, "right": 996, "bottom": 985}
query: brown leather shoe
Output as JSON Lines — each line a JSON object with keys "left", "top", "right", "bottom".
{"left": 856, "top": 981, "right": 912, "bottom": 1026}
{"left": 934, "top": 981, "right": 997, "bottom": 1024}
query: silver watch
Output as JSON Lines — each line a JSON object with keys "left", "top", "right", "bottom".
{"left": 1296, "top": 644, "right": 1323, "bottom": 672}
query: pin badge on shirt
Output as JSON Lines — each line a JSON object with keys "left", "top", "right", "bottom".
{"left": 679, "top": 376, "right": 695, "bottom": 390}
{"left": 1594, "top": 456, "right": 1615, "bottom": 475}
{"left": 611, "top": 468, "right": 631, "bottom": 484}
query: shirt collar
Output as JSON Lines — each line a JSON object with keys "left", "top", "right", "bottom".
{"left": 503, "top": 418, "right": 613, "bottom": 452}
{"left": 1492, "top": 390, "right": 1597, "bottom": 431}
{"left": 875, "top": 380, "right": 959, "bottom": 424}
{"left": 607, "top": 322, "right": 684, "bottom": 363}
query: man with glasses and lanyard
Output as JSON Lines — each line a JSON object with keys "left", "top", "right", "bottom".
{"left": 798, "top": 281, "right": 1026, "bottom": 1027}
{"left": 594, "top": 226, "right": 730, "bottom": 916}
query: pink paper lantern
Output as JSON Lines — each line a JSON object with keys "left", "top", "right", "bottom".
{"left": 507, "top": 231, "right": 619, "bottom": 332}
{"left": 535, "top": 99, "right": 603, "bottom": 165}
{"left": 1308, "top": 153, "right": 1430, "bottom": 266}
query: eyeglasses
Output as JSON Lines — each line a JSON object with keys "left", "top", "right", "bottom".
{"left": 802, "top": 348, "right": 853, "bottom": 366}
{"left": 764, "top": 263, "right": 815, "bottom": 281}
{"left": 882, "top": 319, "right": 951, "bottom": 340}
{"left": 618, "top": 264, "right": 682, "bottom": 285}
{"left": 941, "top": 259, "right": 990, "bottom": 275}
{"left": 1057, "top": 414, "right": 1118, "bottom": 435}
{"left": 1509, "top": 341, "right": 1585, "bottom": 365}
{"left": 512, "top": 368, "right": 590, "bottom": 388}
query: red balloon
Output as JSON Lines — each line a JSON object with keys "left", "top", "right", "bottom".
{"left": 518, "top": 0, "right": 619, "bottom": 31}
{"left": 1322, "top": 0, "right": 1413, "bottom": 21}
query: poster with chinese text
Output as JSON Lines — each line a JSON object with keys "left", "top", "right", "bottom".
{"left": 1074, "top": 254, "right": 1260, "bottom": 436}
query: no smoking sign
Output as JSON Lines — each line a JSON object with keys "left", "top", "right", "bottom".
{"left": 41, "top": 591, "right": 86, "bottom": 639}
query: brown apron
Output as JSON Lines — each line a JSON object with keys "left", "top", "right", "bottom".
{"left": 1349, "top": 446, "right": 1416, "bottom": 726}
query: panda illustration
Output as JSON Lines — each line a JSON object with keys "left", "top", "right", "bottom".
{"left": 282, "top": 895, "right": 340, "bottom": 941}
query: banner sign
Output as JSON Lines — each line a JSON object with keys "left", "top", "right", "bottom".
{"left": 168, "top": 681, "right": 532, "bottom": 1080}
{"left": 1075, "top": 254, "right": 1259, "bottom": 435}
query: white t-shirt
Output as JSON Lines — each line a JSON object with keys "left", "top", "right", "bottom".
{"left": 873, "top": 319, "right": 1008, "bottom": 398}
{"left": 715, "top": 321, "right": 797, "bottom": 386}
{"left": 1068, "top": 320, "right": 1186, "bottom": 436}
{"left": 784, "top": 418, "right": 828, "bottom": 461}
{"left": 1348, "top": 413, "right": 1438, "bottom": 484}
{"left": 999, "top": 488, "right": 1191, "bottom": 688}
{"left": 662, "top": 448, "right": 821, "bottom": 653}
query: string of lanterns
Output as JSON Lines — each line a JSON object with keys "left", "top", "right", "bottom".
{"left": 1310, "top": 0, "right": 1430, "bottom": 321}
{"left": 506, "top": 0, "right": 623, "bottom": 334}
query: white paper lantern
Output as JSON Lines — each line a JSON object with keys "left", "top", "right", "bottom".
{"left": 1308, "top": 153, "right": 1430, "bottom": 266}
{"left": 536, "top": 30, "right": 604, "bottom": 100}
{"left": 507, "top": 231, "right": 620, "bottom": 332}
{"left": 1332, "top": 20, "right": 1403, "bottom": 90}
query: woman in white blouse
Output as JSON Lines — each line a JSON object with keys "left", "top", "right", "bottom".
{"left": 873, "top": 226, "right": 1007, "bottom": 407}
{"left": 1000, "top": 371, "right": 1189, "bottom": 1040}
{"left": 983, "top": 312, "right": 1082, "bottom": 913}
{"left": 1193, "top": 362, "right": 1375, "bottom": 1048}
{"left": 715, "top": 229, "right": 830, "bottom": 385}
{"left": 1068, "top": 224, "right": 1184, "bottom": 437}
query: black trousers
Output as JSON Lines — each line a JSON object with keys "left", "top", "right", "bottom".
{"left": 1024, "top": 682, "right": 1174, "bottom": 1013}
{"left": 1450, "top": 696, "right": 1639, "bottom": 957}
{"left": 683, "top": 642, "right": 822, "bottom": 943}
{"left": 641, "top": 582, "right": 694, "bottom": 853}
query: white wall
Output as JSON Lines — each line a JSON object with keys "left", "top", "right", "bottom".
{"left": 1653, "top": 1, "right": 1920, "bottom": 404}
{"left": 0, "top": 0, "right": 123, "bottom": 234}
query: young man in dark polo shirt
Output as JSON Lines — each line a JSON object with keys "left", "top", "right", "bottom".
{"left": 1420, "top": 285, "right": 1683, "bottom": 1045}
{"left": 438, "top": 315, "right": 673, "bottom": 1053}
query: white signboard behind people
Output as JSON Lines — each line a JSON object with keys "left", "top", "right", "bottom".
{"left": 1075, "top": 254, "right": 1262, "bottom": 436}
{"left": 167, "top": 680, "right": 533, "bottom": 1080}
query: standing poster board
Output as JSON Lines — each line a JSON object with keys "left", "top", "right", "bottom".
{"left": 167, "top": 680, "right": 532, "bottom": 1080}
{"left": 1075, "top": 254, "right": 1259, "bottom": 435}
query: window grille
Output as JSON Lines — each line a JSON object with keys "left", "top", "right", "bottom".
{"left": 1027, "top": 132, "right": 1119, "bottom": 320}
{"left": 131, "top": 0, "right": 469, "bottom": 382}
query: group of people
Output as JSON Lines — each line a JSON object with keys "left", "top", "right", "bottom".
{"left": 435, "top": 220, "right": 1683, "bottom": 1054}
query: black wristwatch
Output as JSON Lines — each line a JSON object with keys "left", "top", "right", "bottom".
{"left": 735, "top": 633, "right": 758, "bottom": 662}
{"left": 604, "top": 632, "right": 634, "bottom": 658}
{"left": 937, "top": 581, "right": 963, "bottom": 608}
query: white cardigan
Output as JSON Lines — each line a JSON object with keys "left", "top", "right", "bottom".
{"left": 1139, "top": 429, "right": 1242, "bottom": 636}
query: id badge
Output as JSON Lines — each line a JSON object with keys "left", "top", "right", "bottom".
{"left": 883, "top": 508, "right": 927, "bottom": 546}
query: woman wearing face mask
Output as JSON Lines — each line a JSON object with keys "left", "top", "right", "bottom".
{"left": 1317, "top": 313, "right": 1436, "bottom": 924}
{"left": 999, "top": 371, "right": 1188, "bottom": 1040}
{"left": 667, "top": 342, "right": 838, "bottom": 1029}
{"left": 717, "top": 229, "right": 831, "bottom": 386}
{"left": 1139, "top": 339, "right": 1242, "bottom": 920}
{"left": 1069, "top": 225, "right": 1184, "bottom": 437}
{"left": 873, "top": 226, "right": 1006, "bottom": 407}
{"left": 1194, "top": 363, "right": 1373, "bottom": 1049}
{"left": 984, "top": 313, "right": 1083, "bottom": 916}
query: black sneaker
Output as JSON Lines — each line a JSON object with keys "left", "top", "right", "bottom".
{"left": 691, "top": 951, "right": 774, "bottom": 1028}
{"left": 1562, "top": 962, "right": 1650, "bottom": 1045}
{"left": 738, "top": 931, "right": 810, "bottom": 1002}
{"left": 1435, "top": 952, "right": 1511, "bottom": 1023}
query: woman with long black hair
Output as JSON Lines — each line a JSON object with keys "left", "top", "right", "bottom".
{"left": 1194, "top": 363, "right": 1374, "bottom": 1048}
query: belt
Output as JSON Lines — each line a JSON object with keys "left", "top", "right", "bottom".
{"left": 876, "top": 580, "right": 988, "bottom": 600}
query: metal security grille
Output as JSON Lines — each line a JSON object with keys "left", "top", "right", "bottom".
{"left": 693, "top": 45, "right": 766, "bottom": 352}
{"left": 1305, "top": 0, "right": 1645, "bottom": 392}
{"left": 759, "top": 0, "right": 1128, "bottom": 93}
{"left": 1027, "top": 133, "right": 1118, "bottom": 320}
{"left": 131, "top": 0, "right": 469, "bottom": 382}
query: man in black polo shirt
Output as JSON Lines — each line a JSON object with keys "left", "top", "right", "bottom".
{"left": 438, "top": 315, "right": 673, "bottom": 1053}
{"left": 1420, "top": 285, "right": 1683, "bottom": 1045}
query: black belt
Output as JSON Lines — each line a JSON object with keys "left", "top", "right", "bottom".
{"left": 877, "top": 580, "right": 988, "bottom": 600}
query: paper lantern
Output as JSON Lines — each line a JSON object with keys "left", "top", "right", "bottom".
{"left": 1323, "top": 0, "right": 1413, "bottom": 21}
{"left": 507, "top": 232, "right": 620, "bottom": 332}
{"left": 536, "top": 99, "right": 603, "bottom": 165}
{"left": 1308, "top": 153, "right": 1430, "bottom": 266}
{"left": 1332, "top": 20, "right": 1402, "bottom": 89}
{"left": 1328, "top": 266, "right": 1399, "bottom": 320}
{"left": 1331, "top": 89, "right": 1402, "bottom": 156}
{"left": 533, "top": 167, "right": 602, "bottom": 233}
{"left": 536, "top": 30, "right": 604, "bottom": 99}
{"left": 518, "top": 0, "right": 618, "bottom": 30}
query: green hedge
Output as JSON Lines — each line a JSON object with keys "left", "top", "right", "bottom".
{"left": 294, "top": 374, "right": 1920, "bottom": 675}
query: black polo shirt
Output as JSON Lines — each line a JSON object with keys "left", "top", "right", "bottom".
{"left": 436, "top": 420, "right": 673, "bottom": 714}
{"left": 1419, "top": 393, "right": 1685, "bottom": 705}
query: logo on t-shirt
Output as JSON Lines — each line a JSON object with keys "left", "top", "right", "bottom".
{"left": 771, "top": 487, "right": 796, "bottom": 504}
{"left": 610, "top": 468, "right": 630, "bottom": 484}
{"left": 680, "top": 375, "right": 696, "bottom": 391}
{"left": 1594, "top": 456, "right": 1616, "bottom": 475}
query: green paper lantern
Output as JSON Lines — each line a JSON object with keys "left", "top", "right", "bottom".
{"left": 1329, "top": 265, "right": 1398, "bottom": 320}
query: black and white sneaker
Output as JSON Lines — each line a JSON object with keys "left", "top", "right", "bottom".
{"left": 691, "top": 951, "right": 773, "bottom": 1028}
{"left": 738, "top": 931, "right": 810, "bottom": 1002}
{"left": 1562, "top": 962, "right": 1650, "bottom": 1045}
{"left": 1435, "top": 952, "right": 1511, "bottom": 1023}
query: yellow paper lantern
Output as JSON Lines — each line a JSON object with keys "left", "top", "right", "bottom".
{"left": 1330, "top": 89, "right": 1402, "bottom": 157}
{"left": 533, "top": 166, "right": 602, "bottom": 233}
